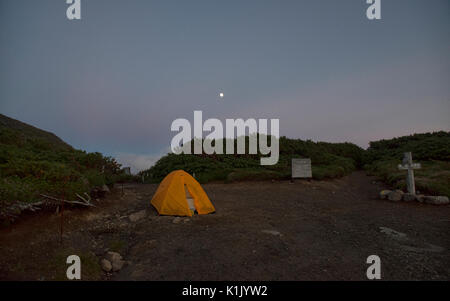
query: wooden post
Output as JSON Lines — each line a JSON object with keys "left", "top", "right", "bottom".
{"left": 405, "top": 152, "right": 415, "bottom": 194}
{"left": 398, "top": 152, "right": 421, "bottom": 195}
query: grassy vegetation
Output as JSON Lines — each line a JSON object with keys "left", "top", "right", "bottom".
{"left": 140, "top": 136, "right": 364, "bottom": 183}
{"left": 142, "top": 132, "right": 449, "bottom": 196}
{"left": 0, "top": 114, "right": 131, "bottom": 213}
{"left": 2, "top": 112, "right": 448, "bottom": 214}
{"left": 364, "top": 131, "right": 450, "bottom": 197}
{"left": 48, "top": 247, "right": 102, "bottom": 280}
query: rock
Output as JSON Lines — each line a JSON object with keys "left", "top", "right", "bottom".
{"left": 402, "top": 193, "right": 416, "bottom": 202}
{"left": 129, "top": 210, "right": 147, "bottom": 222}
{"left": 172, "top": 217, "right": 182, "bottom": 224}
{"left": 379, "top": 227, "right": 407, "bottom": 240}
{"left": 262, "top": 230, "right": 282, "bottom": 236}
{"left": 415, "top": 194, "right": 426, "bottom": 203}
{"left": 101, "top": 184, "right": 110, "bottom": 193}
{"left": 423, "top": 196, "right": 449, "bottom": 205}
{"left": 379, "top": 190, "right": 392, "bottom": 200}
{"left": 101, "top": 259, "right": 112, "bottom": 272}
{"left": 112, "top": 259, "right": 125, "bottom": 272}
{"left": 387, "top": 190, "right": 403, "bottom": 202}
{"left": 105, "top": 251, "right": 122, "bottom": 262}
{"left": 104, "top": 251, "right": 125, "bottom": 272}
{"left": 105, "top": 252, "right": 122, "bottom": 263}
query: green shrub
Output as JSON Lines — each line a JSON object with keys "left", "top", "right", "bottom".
{"left": 141, "top": 136, "right": 362, "bottom": 183}
{"left": 364, "top": 132, "right": 450, "bottom": 197}
{"left": 0, "top": 122, "right": 128, "bottom": 209}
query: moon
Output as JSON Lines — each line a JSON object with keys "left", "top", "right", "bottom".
{"left": 219, "top": 92, "right": 224, "bottom": 98}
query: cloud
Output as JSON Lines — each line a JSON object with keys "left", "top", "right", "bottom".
{"left": 115, "top": 153, "right": 162, "bottom": 174}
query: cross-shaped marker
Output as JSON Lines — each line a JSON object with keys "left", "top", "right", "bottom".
{"left": 398, "top": 152, "right": 421, "bottom": 194}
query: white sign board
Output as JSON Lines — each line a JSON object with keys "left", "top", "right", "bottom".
{"left": 398, "top": 163, "right": 421, "bottom": 170}
{"left": 292, "top": 158, "right": 312, "bottom": 178}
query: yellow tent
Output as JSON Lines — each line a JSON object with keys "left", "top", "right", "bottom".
{"left": 151, "top": 170, "right": 215, "bottom": 217}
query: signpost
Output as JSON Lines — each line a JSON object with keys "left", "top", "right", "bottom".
{"left": 398, "top": 152, "right": 421, "bottom": 194}
{"left": 292, "top": 158, "right": 312, "bottom": 179}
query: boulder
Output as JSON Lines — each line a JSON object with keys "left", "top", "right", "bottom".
{"left": 423, "top": 196, "right": 449, "bottom": 205}
{"left": 402, "top": 193, "right": 416, "bottom": 202}
{"left": 100, "top": 259, "right": 112, "bottom": 272}
{"left": 379, "top": 190, "right": 392, "bottom": 200}
{"left": 388, "top": 190, "right": 403, "bottom": 202}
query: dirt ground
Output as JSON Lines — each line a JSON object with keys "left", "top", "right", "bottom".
{"left": 0, "top": 171, "right": 449, "bottom": 280}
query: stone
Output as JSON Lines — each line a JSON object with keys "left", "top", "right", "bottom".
{"left": 104, "top": 251, "right": 125, "bottom": 272}
{"left": 387, "top": 190, "right": 403, "bottom": 202}
{"left": 112, "top": 259, "right": 125, "bottom": 272}
{"left": 379, "top": 190, "right": 392, "bottom": 200}
{"left": 379, "top": 227, "right": 407, "bottom": 240}
{"left": 415, "top": 194, "right": 426, "bottom": 203}
{"left": 172, "top": 217, "right": 182, "bottom": 224}
{"left": 402, "top": 193, "right": 416, "bottom": 202}
{"left": 105, "top": 251, "right": 122, "bottom": 264}
{"left": 101, "top": 184, "right": 110, "bottom": 193}
{"left": 101, "top": 259, "right": 112, "bottom": 272}
{"left": 262, "top": 230, "right": 282, "bottom": 236}
{"left": 423, "top": 196, "right": 449, "bottom": 205}
{"left": 129, "top": 210, "right": 147, "bottom": 222}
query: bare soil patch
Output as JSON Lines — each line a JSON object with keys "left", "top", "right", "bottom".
{"left": 0, "top": 172, "right": 448, "bottom": 280}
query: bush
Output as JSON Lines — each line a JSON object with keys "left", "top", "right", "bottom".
{"left": 0, "top": 123, "right": 128, "bottom": 210}
{"left": 141, "top": 136, "right": 363, "bottom": 183}
{"left": 364, "top": 132, "right": 450, "bottom": 197}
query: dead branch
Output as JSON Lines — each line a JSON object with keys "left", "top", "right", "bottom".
{"left": 75, "top": 193, "right": 95, "bottom": 206}
{"left": 40, "top": 194, "right": 95, "bottom": 207}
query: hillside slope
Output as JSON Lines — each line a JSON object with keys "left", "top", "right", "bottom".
{"left": 0, "top": 114, "right": 72, "bottom": 150}
{"left": 141, "top": 136, "right": 365, "bottom": 183}
{"left": 0, "top": 114, "right": 126, "bottom": 221}
{"left": 364, "top": 131, "right": 450, "bottom": 197}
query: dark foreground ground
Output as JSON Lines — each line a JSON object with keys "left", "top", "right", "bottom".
{"left": 0, "top": 171, "right": 449, "bottom": 280}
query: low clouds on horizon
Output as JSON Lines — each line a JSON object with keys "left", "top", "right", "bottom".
{"left": 115, "top": 153, "right": 162, "bottom": 174}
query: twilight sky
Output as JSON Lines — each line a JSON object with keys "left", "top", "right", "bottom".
{"left": 1, "top": 0, "right": 449, "bottom": 173}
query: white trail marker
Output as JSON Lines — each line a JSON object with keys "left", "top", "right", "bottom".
{"left": 398, "top": 152, "right": 421, "bottom": 194}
